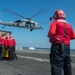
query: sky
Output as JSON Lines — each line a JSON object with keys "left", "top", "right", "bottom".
{"left": 0, "top": 0, "right": 75, "bottom": 49}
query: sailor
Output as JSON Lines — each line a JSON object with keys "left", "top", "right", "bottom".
{"left": 47, "top": 9, "right": 75, "bottom": 75}
{"left": 0, "top": 33, "right": 7, "bottom": 61}
{"left": 6, "top": 33, "right": 17, "bottom": 61}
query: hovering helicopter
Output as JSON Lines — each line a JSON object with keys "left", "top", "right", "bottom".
{"left": 0, "top": 9, "right": 47, "bottom": 31}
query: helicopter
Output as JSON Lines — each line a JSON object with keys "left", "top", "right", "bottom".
{"left": 0, "top": 9, "right": 47, "bottom": 31}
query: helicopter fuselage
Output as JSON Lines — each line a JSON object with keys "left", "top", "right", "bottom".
{"left": 0, "top": 9, "right": 47, "bottom": 31}
{"left": 0, "top": 20, "right": 43, "bottom": 31}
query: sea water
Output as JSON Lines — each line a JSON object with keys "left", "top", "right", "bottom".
{"left": 23, "top": 47, "right": 75, "bottom": 52}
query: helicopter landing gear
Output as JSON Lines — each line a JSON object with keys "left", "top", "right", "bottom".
{"left": 2, "top": 25, "right": 6, "bottom": 29}
{"left": 30, "top": 25, "right": 33, "bottom": 31}
{"left": 30, "top": 28, "right": 33, "bottom": 31}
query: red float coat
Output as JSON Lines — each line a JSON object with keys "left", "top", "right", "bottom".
{"left": 0, "top": 36, "right": 6, "bottom": 45}
{"left": 48, "top": 19, "right": 75, "bottom": 45}
{"left": 6, "top": 37, "right": 16, "bottom": 49}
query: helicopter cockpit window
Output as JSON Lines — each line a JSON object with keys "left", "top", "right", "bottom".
{"left": 33, "top": 23, "right": 35, "bottom": 26}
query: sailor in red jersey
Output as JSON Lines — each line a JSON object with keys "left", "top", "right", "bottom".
{"left": 6, "top": 33, "right": 17, "bottom": 60}
{"left": 0, "top": 33, "right": 7, "bottom": 61}
{"left": 47, "top": 10, "right": 75, "bottom": 75}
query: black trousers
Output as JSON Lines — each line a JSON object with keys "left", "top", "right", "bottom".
{"left": 0, "top": 44, "right": 5, "bottom": 60}
{"left": 9, "top": 46, "right": 17, "bottom": 60}
{"left": 50, "top": 44, "right": 72, "bottom": 75}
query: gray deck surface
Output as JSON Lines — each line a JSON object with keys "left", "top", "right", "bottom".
{"left": 0, "top": 50, "right": 75, "bottom": 75}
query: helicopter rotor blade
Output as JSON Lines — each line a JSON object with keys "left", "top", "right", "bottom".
{"left": 30, "top": 9, "right": 48, "bottom": 18}
{"left": 4, "top": 8, "right": 27, "bottom": 19}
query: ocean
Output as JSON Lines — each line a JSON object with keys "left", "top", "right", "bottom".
{"left": 23, "top": 47, "right": 75, "bottom": 52}
{"left": 23, "top": 47, "right": 50, "bottom": 51}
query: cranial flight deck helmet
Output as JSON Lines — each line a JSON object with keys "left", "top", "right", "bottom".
{"left": 7, "top": 35, "right": 13, "bottom": 39}
{"left": 50, "top": 9, "right": 66, "bottom": 20}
